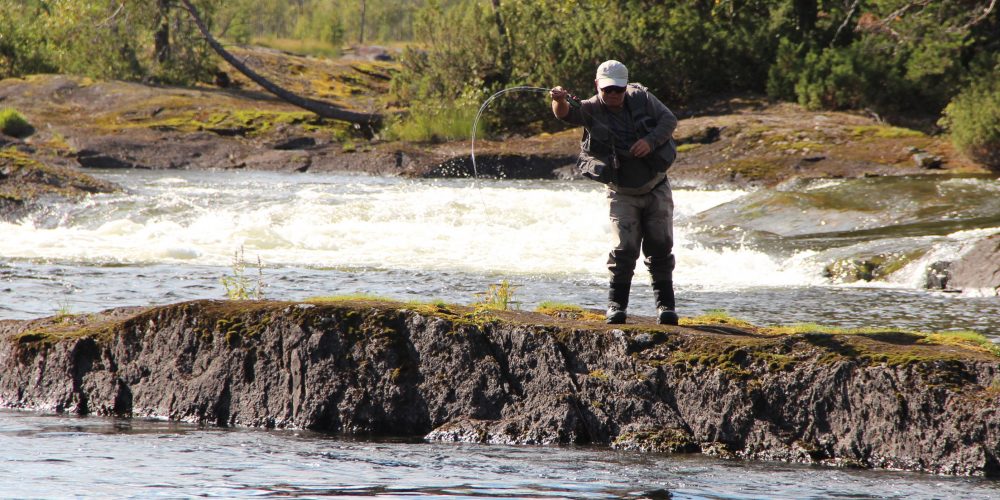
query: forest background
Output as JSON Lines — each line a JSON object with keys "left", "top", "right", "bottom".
{"left": 0, "top": 0, "right": 997, "bottom": 166}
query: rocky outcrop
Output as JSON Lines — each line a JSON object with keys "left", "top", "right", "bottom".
{"left": 948, "top": 235, "right": 1000, "bottom": 295}
{"left": 0, "top": 147, "right": 119, "bottom": 221}
{"left": 2, "top": 299, "right": 999, "bottom": 476}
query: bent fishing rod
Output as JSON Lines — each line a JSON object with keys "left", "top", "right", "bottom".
{"left": 469, "top": 85, "right": 630, "bottom": 180}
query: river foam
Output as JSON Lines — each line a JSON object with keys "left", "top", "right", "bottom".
{"left": 1, "top": 171, "right": 820, "bottom": 289}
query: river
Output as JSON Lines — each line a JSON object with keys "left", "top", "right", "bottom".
{"left": 4, "top": 409, "right": 1000, "bottom": 499}
{"left": 3, "top": 170, "right": 999, "bottom": 334}
{"left": 2, "top": 169, "right": 1000, "bottom": 497}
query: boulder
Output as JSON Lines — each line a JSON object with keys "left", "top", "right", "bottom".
{"left": 947, "top": 235, "right": 1000, "bottom": 294}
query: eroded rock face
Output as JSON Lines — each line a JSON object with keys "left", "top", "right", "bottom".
{"left": 1, "top": 300, "right": 999, "bottom": 476}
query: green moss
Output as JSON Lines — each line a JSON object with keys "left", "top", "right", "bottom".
{"left": 0, "top": 147, "right": 118, "bottom": 200}
{"left": 534, "top": 302, "right": 604, "bottom": 322}
{"left": 140, "top": 109, "right": 345, "bottom": 138}
{"left": 681, "top": 309, "right": 757, "bottom": 329}
{"left": 823, "top": 250, "right": 927, "bottom": 283}
{"left": 922, "top": 331, "right": 1000, "bottom": 356}
{"left": 851, "top": 125, "right": 924, "bottom": 139}
{"left": 676, "top": 143, "right": 701, "bottom": 153}
{"left": 589, "top": 369, "right": 610, "bottom": 382}
{"left": 719, "top": 157, "right": 786, "bottom": 181}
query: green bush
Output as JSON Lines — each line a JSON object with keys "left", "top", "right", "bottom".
{"left": 382, "top": 97, "right": 483, "bottom": 143}
{"left": 0, "top": 108, "right": 32, "bottom": 138}
{"left": 794, "top": 39, "right": 910, "bottom": 111}
{"left": 941, "top": 73, "right": 1000, "bottom": 170}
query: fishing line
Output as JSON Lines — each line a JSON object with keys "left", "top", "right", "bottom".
{"left": 468, "top": 85, "right": 628, "bottom": 181}
{"left": 469, "top": 86, "right": 555, "bottom": 180}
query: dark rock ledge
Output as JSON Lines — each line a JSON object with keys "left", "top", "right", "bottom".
{"left": 2, "top": 299, "right": 999, "bottom": 476}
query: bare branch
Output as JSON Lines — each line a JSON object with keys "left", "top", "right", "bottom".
{"left": 96, "top": 2, "right": 125, "bottom": 28}
{"left": 831, "top": 0, "right": 861, "bottom": 46}
{"left": 949, "top": 0, "right": 998, "bottom": 32}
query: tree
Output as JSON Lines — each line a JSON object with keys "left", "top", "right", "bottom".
{"left": 178, "top": 0, "right": 382, "bottom": 130}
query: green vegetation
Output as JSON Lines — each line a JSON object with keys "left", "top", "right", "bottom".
{"left": 850, "top": 125, "right": 924, "bottom": 139}
{"left": 940, "top": 73, "right": 1000, "bottom": 169}
{"left": 681, "top": 309, "right": 756, "bottom": 329}
{"left": 0, "top": 0, "right": 215, "bottom": 84}
{"left": 220, "top": 246, "right": 265, "bottom": 300}
{"left": 0, "top": 147, "right": 118, "bottom": 201}
{"left": 2, "top": 1, "right": 996, "bottom": 155}
{"left": 474, "top": 279, "right": 520, "bottom": 311}
{"left": 680, "top": 308, "right": 1000, "bottom": 357}
{"left": 392, "top": 0, "right": 1000, "bottom": 139}
{"left": 383, "top": 97, "right": 483, "bottom": 142}
{"left": 0, "top": 108, "right": 32, "bottom": 137}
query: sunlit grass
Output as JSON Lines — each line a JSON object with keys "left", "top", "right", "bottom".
{"left": 383, "top": 100, "right": 483, "bottom": 143}
{"left": 251, "top": 36, "right": 341, "bottom": 58}
{"left": 680, "top": 309, "right": 756, "bottom": 329}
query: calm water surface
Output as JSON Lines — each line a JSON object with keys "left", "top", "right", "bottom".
{"left": 4, "top": 410, "right": 1000, "bottom": 499}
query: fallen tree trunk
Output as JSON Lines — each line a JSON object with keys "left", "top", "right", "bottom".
{"left": 178, "top": 0, "right": 381, "bottom": 132}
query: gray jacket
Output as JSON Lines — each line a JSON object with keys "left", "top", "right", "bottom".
{"left": 561, "top": 83, "right": 678, "bottom": 195}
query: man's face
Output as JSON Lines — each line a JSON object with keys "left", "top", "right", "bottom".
{"left": 598, "top": 83, "right": 626, "bottom": 108}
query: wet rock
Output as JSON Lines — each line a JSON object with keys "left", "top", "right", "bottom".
{"left": 1, "top": 148, "right": 119, "bottom": 221}
{"left": 677, "top": 125, "right": 721, "bottom": 145}
{"left": 3, "top": 299, "right": 1000, "bottom": 476}
{"left": 271, "top": 137, "right": 317, "bottom": 150}
{"left": 823, "top": 252, "right": 918, "bottom": 283}
{"left": 946, "top": 235, "right": 1000, "bottom": 294}
{"left": 913, "top": 152, "right": 943, "bottom": 169}
{"left": 925, "top": 261, "right": 952, "bottom": 290}
{"left": 76, "top": 150, "right": 141, "bottom": 169}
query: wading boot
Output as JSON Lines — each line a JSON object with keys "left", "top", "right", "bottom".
{"left": 653, "top": 280, "right": 679, "bottom": 326}
{"left": 606, "top": 306, "right": 627, "bottom": 324}
{"left": 606, "top": 281, "right": 630, "bottom": 324}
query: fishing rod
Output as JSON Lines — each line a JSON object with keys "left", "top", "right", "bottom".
{"left": 469, "top": 85, "right": 631, "bottom": 180}
{"left": 469, "top": 86, "right": 581, "bottom": 180}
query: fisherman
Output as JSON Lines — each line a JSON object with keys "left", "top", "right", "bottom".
{"left": 550, "top": 60, "right": 679, "bottom": 325}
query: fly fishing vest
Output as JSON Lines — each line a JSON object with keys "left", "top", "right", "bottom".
{"left": 575, "top": 84, "right": 677, "bottom": 195}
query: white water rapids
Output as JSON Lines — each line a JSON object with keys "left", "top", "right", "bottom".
{"left": 0, "top": 170, "right": 817, "bottom": 286}
{"left": 2, "top": 170, "right": 998, "bottom": 335}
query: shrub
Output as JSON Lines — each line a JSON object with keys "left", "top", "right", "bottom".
{"left": 941, "top": 73, "right": 1000, "bottom": 170}
{"left": 382, "top": 97, "right": 483, "bottom": 143}
{"left": 794, "top": 40, "right": 908, "bottom": 111}
{"left": 0, "top": 108, "right": 33, "bottom": 138}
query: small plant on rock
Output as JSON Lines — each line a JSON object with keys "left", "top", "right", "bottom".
{"left": 221, "top": 246, "right": 266, "bottom": 300}
{"left": 0, "top": 108, "right": 33, "bottom": 138}
{"left": 474, "top": 279, "right": 520, "bottom": 311}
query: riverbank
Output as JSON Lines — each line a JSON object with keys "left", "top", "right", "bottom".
{"left": 0, "top": 44, "right": 992, "bottom": 189}
{"left": 2, "top": 298, "right": 999, "bottom": 476}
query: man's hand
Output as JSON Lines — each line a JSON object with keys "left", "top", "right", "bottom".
{"left": 551, "top": 86, "right": 570, "bottom": 119}
{"left": 630, "top": 138, "right": 652, "bottom": 158}
{"left": 550, "top": 86, "right": 569, "bottom": 103}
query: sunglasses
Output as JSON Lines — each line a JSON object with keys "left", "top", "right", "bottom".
{"left": 600, "top": 86, "right": 626, "bottom": 94}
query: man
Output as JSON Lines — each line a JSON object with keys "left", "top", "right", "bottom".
{"left": 550, "top": 60, "right": 679, "bottom": 325}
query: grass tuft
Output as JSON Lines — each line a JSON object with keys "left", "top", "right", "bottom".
{"left": 0, "top": 108, "right": 33, "bottom": 138}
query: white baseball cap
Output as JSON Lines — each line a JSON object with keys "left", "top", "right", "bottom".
{"left": 595, "top": 60, "right": 628, "bottom": 88}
